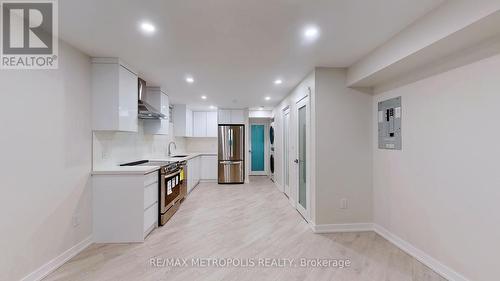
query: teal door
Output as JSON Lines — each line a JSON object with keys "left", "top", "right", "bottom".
{"left": 251, "top": 125, "right": 265, "bottom": 172}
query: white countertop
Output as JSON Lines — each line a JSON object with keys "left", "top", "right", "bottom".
{"left": 92, "top": 152, "right": 217, "bottom": 175}
{"left": 91, "top": 165, "right": 160, "bottom": 175}
{"left": 150, "top": 152, "right": 217, "bottom": 162}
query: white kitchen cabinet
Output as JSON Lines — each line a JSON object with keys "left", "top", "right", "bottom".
{"left": 91, "top": 58, "right": 138, "bottom": 132}
{"left": 143, "top": 87, "right": 169, "bottom": 135}
{"left": 200, "top": 155, "right": 217, "bottom": 180}
{"left": 193, "top": 111, "right": 207, "bottom": 137}
{"left": 192, "top": 111, "right": 218, "bottom": 137}
{"left": 186, "top": 155, "right": 217, "bottom": 191}
{"left": 93, "top": 170, "right": 159, "bottom": 243}
{"left": 231, "top": 110, "right": 245, "bottom": 124}
{"left": 218, "top": 110, "right": 231, "bottom": 124}
{"left": 187, "top": 157, "right": 201, "bottom": 193}
{"left": 173, "top": 104, "right": 193, "bottom": 137}
{"left": 207, "top": 112, "right": 218, "bottom": 137}
{"left": 186, "top": 108, "right": 193, "bottom": 136}
{"left": 218, "top": 109, "right": 245, "bottom": 124}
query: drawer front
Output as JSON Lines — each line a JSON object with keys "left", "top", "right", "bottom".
{"left": 144, "top": 182, "right": 158, "bottom": 210}
{"left": 144, "top": 171, "right": 158, "bottom": 187}
{"left": 144, "top": 202, "right": 158, "bottom": 233}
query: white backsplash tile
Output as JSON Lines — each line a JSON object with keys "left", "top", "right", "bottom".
{"left": 185, "top": 137, "right": 218, "bottom": 153}
{"left": 92, "top": 122, "right": 186, "bottom": 168}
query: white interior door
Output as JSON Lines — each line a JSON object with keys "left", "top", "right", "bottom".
{"left": 283, "top": 108, "right": 291, "bottom": 197}
{"left": 295, "top": 96, "right": 310, "bottom": 220}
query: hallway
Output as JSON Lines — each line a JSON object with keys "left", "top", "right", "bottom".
{"left": 44, "top": 177, "right": 446, "bottom": 281}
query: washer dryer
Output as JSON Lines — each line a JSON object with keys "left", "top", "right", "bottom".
{"left": 269, "top": 123, "right": 275, "bottom": 182}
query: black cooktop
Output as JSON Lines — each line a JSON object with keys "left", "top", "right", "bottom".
{"left": 120, "top": 160, "right": 176, "bottom": 167}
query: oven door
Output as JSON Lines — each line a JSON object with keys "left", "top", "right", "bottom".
{"left": 160, "top": 169, "right": 181, "bottom": 214}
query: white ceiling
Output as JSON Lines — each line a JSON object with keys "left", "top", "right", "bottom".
{"left": 59, "top": 0, "right": 444, "bottom": 110}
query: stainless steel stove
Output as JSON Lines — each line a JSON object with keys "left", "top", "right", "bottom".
{"left": 120, "top": 160, "right": 187, "bottom": 226}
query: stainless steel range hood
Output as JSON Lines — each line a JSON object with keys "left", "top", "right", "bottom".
{"left": 138, "top": 78, "right": 166, "bottom": 120}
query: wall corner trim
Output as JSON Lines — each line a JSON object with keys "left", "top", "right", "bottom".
{"left": 373, "top": 224, "right": 470, "bottom": 281}
{"left": 21, "top": 235, "right": 93, "bottom": 281}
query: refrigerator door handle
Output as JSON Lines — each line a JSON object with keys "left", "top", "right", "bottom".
{"left": 229, "top": 129, "right": 234, "bottom": 157}
{"left": 220, "top": 161, "right": 242, "bottom": 165}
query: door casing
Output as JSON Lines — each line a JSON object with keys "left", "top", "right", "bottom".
{"left": 282, "top": 107, "right": 291, "bottom": 197}
{"left": 295, "top": 96, "right": 310, "bottom": 221}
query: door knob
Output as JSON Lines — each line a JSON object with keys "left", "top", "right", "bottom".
{"left": 294, "top": 159, "right": 299, "bottom": 164}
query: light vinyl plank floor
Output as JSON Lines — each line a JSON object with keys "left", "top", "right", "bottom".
{"left": 44, "top": 176, "right": 447, "bottom": 281}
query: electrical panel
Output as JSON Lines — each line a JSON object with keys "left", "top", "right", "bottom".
{"left": 378, "top": 97, "right": 401, "bottom": 150}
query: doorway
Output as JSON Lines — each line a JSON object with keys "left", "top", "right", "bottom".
{"left": 295, "top": 96, "right": 309, "bottom": 220}
{"left": 249, "top": 123, "right": 267, "bottom": 175}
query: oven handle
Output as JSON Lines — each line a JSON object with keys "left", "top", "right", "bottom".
{"left": 164, "top": 170, "right": 181, "bottom": 179}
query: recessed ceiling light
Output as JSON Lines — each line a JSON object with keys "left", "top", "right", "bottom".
{"left": 186, "top": 76, "right": 194, "bottom": 83}
{"left": 140, "top": 22, "right": 156, "bottom": 34}
{"left": 201, "top": 95, "right": 207, "bottom": 100}
{"left": 265, "top": 96, "right": 271, "bottom": 101}
{"left": 274, "top": 79, "right": 282, "bottom": 85}
{"left": 303, "top": 26, "right": 320, "bottom": 41}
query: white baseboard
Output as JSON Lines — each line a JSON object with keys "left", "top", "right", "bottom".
{"left": 21, "top": 235, "right": 93, "bottom": 281}
{"left": 310, "top": 223, "right": 468, "bottom": 281}
{"left": 373, "top": 224, "right": 469, "bottom": 281}
{"left": 311, "top": 223, "right": 374, "bottom": 233}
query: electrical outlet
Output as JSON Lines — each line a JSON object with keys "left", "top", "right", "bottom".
{"left": 72, "top": 215, "right": 80, "bottom": 227}
{"left": 341, "top": 199, "right": 348, "bottom": 209}
{"left": 101, "top": 150, "right": 108, "bottom": 160}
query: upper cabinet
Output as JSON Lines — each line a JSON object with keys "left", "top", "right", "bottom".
{"left": 193, "top": 111, "right": 218, "bottom": 137}
{"left": 143, "top": 87, "right": 169, "bottom": 135}
{"left": 193, "top": 112, "right": 207, "bottom": 137}
{"left": 173, "top": 104, "right": 193, "bottom": 137}
{"left": 218, "top": 110, "right": 231, "bottom": 124}
{"left": 206, "top": 112, "right": 218, "bottom": 137}
{"left": 218, "top": 109, "right": 245, "bottom": 124}
{"left": 91, "top": 58, "right": 138, "bottom": 132}
{"left": 174, "top": 105, "right": 218, "bottom": 138}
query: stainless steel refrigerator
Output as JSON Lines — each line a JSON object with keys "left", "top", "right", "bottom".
{"left": 218, "top": 125, "right": 245, "bottom": 184}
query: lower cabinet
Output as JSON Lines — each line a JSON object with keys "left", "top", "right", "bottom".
{"left": 93, "top": 171, "right": 159, "bottom": 243}
{"left": 187, "top": 154, "right": 217, "bottom": 192}
{"left": 187, "top": 157, "right": 200, "bottom": 193}
{"left": 200, "top": 155, "right": 217, "bottom": 180}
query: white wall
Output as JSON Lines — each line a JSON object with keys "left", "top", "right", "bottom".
{"left": 274, "top": 68, "right": 372, "bottom": 226}
{"left": 248, "top": 110, "right": 273, "bottom": 118}
{"left": 373, "top": 54, "right": 500, "bottom": 281}
{"left": 347, "top": 0, "right": 500, "bottom": 86}
{"left": 315, "top": 68, "right": 372, "bottom": 225}
{"left": 92, "top": 123, "right": 186, "bottom": 168}
{"left": 0, "top": 41, "right": 92, "bottom": 280}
